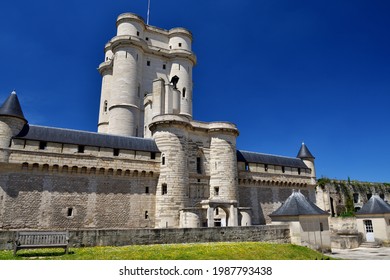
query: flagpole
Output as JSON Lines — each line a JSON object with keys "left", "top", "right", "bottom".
{"left": 147, "top": 0, "right": 151, "bottom": 25}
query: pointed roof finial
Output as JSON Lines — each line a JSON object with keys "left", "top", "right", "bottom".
{"left": 0, "top": 90, "right": 26, "bottom": 121}
{"left": 297, "top": 142, "right": 315, "bottom": 159}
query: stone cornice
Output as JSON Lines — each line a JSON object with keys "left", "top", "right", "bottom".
{"left": 106, "top": 35, "right": 197, "bottom": 65}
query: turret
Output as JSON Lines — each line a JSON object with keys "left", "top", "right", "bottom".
{"left": 297, "top": 142, "right": 316, "bottom": 184}
{"left": 0, "top": 91, "right": 27, "bottom": 161}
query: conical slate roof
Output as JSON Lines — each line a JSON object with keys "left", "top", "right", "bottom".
{"left": 356, "top": 195, "right": 390, "bottom": 215}
{"left": 297, "top": 143, "right": 315, "bottom": 159}
{"left": 270, "top": 190, "right": 328, "bottom": 217}
{"left": 0, "top": 91, "right": 26, "bottom": 121}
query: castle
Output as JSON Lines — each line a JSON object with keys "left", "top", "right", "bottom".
{"left": 0, "top": 13, "right": 317, "bottom": 230}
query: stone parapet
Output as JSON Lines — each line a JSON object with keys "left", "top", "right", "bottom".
{"left": 0, "top": 225, "right": 290, "bottom": 250}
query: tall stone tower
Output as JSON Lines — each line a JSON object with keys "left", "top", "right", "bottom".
{"left": 97, "top": 13, "right": 196, "bottom": 137}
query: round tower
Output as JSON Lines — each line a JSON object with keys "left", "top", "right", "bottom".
{"left": 297, "top": 142, "right": 316, "bottom": 184}
{"left": 0, "top": 91, "right": 27, "bottom": 161}
{"left": 168, "top": 28, "right": 194, "bottom": 119}
{"left": 207, "top": 123, "right": 240, "bottom": 226}
{"left": 107, "top": 14, "right": 146, "bottom": 136}
{"left": 149, "top": 115, "right": 190, "bottom": 228}
{"left": 97, "top": 46, "right": 113, "bottom": 134}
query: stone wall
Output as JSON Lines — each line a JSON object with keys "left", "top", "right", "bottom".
{"left": 238, "top": 185, "right": 315, "bottom": 225}
{"left": 0, "top": 225, "right": 290, "bottom": 250}
{"left": 0, "top": 165, "right": 158, "bottom": 230}
{"left": 328, "top": 217, "right": 362, "bottom": 249}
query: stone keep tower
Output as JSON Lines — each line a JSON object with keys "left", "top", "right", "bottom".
{"left": 97, "top": 13, "right": 196, "bottom": 137}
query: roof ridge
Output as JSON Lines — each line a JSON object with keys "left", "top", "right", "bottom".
{"left": 28, "top": 124, "right": 154, "bottom": 141}
{"left": 238, "top": 149, "right": 301, "bottom": 161}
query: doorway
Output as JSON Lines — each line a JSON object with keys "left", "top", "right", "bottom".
{"left": 364, "top": 220, "right": 375, "bottom": 242}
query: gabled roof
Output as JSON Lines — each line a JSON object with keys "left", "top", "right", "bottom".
{"left": 356, "top": 195, "right": 390, "bottom": 215}
{"left": 297, "top": 143, "right": 315, "bottom": 159}
{"left": 15, "top": 124, "right": 160, "bottom": 152}
{"left": 237, "top": 150, "right": 308, "bottom": 169}
{"left": 0, "top": 91, "right": 26, "bottom": 121}
{"left": 270, "top": 190, "right": 328, "bottom": 217}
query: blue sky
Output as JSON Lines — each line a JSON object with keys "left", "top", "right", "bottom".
{"left": 1, "top": 1, "right": 389, "bottom": 182}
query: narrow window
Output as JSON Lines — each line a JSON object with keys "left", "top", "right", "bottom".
{"left": 320, "top": 222, "right": 324, "bottom": 232}
{"left": 163, "top": 64, "right": 166, "bottom": 70}
{"left": 215, "top": 208, "right": 219, "bottom": 215}
{"left": 136, "top": 31, "right": 140, "bottom": 36}
{"left": 78, "top": 145, "right": 85, "bottom": 153}
{"left": 113, "top": 149, "right": 120, "bottom": 156}
{"left": 67, "top": 208, "right": 73, "bottom": 217}
{"left": 182, "top": 88, "right": 186, "bottom": 98}
{"left": 282, "top": 166, "right": 285, "bottom": 173}
{"left": 298, "top": 168, "right": 301, "bottom": 175}
{"left": 353, "top": 193, "right": 359, "bottom": 203}
{"left": 245, "top": 162, "right": 249, "bottom": 171}
{"left": 151, "top": 152, "right": 156, "bottom": 160}
{"left": 145, "top": 186, "right": 149, "bottom": 194}
{"left": 196, "top": 157, "right": 202, "bottom": 174}
{"left": 214, "top": 187, "right": 219, "bottom": 196}
{"left": 265, "top": 164, "right": 268, "bottom": 171}
{"left": 162, "top": 155, "right": 165, "bottom": 165}
{"left": 147, "top": 60, "right": 151, "bottom": 66}
{"left": 145, "top": 211, "right": 148, "bottom": 219}
{"left": 178, "top": 43, "right": 182, "bottom": 47}
{"left": 103, "top": 100, "right": 108, "bottom": 112}
{"left": 39, "top": 141, "right": 47, "bottom": 150}
{"left": 162, "top": 184, "right": 167, "bottom": 195}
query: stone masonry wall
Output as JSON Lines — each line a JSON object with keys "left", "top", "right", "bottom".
{"left": 239, "top": 184, "right": 315, "bottom": 225}
{"left": 0, "top": 225, "right": 290, "bottom": 250}
{"left": 0, "top": 164, "right": 157, "bottom": 230}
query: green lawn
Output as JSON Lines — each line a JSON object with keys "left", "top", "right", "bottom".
{"left": 0, "top": 242, "right": 333, "bottom": 260}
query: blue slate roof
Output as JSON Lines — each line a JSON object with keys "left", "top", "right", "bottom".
{"left": 0, "top": 91, "right": 26, "bottom": 121}
{"left": 237, "top": 150, "right": 308, "bottom": 169}
{"left": 356, "top": 195, "right": 390, "bottom": 215}
{"left": 14, "top": 124, "right": 160, "bottom": 152}
{"left": 270, "top": 190, "right": 329, "bottom": 217}
{"left": 297, "top": 143, "right": 315, "bottom": 159}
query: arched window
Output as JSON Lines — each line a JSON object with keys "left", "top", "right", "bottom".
{"left": 161, "top": 154, "right": 166, "bottom": 165}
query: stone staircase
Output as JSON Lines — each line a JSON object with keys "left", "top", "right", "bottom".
{"left": 359, "top": 242, "right": 381, "bottom": 248}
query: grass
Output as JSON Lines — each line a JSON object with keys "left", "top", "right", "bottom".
{"left": 0, "top": 242, "right": 333, "bottom": 260}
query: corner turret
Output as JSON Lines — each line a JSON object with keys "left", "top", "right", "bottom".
{"left": 0, "top": 91, "right": 27, "bottom": 161}
{"left": 297, "top": 142, "right": 316, "bottom": 184}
